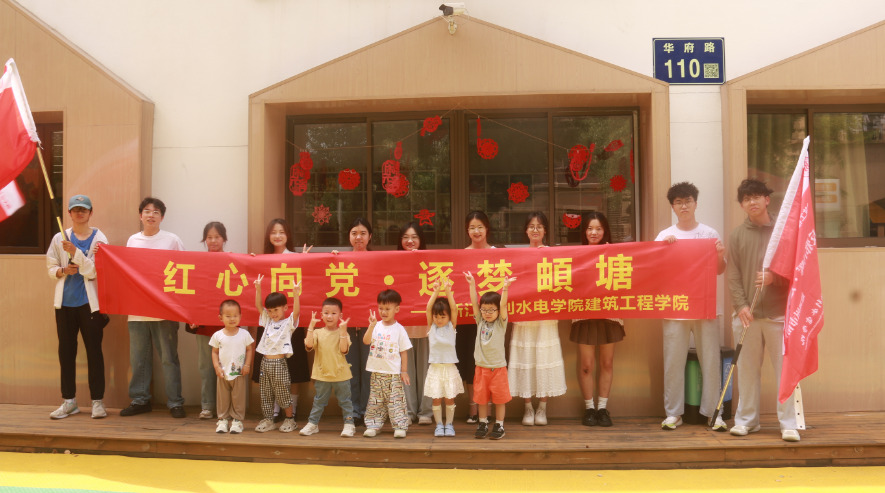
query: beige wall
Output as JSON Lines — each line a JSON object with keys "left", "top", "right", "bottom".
{"left": 0, "top": 0, "right": 152, "bottom": 407}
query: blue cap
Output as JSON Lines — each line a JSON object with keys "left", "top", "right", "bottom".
{"left": 68, "top": 195, "right": 93, "bottom": 210}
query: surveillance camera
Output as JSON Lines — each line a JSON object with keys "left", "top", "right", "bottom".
{"left": 439, "top": 3, "right": 467, "bottom": 16}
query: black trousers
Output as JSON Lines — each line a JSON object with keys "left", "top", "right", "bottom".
{"left": 55, "top": 304, "right": 105, "bottom": 400}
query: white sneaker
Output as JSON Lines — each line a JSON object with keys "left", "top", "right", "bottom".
{"left": 255, "top": 418, "right": 279, "bottom": 433}
{"left": 418, "top": 415, "right": 433, "bottom": 425}
{"left": 363, "top": 428, "right": 379, "bottom": 437}
{"left": 340, "top": 423, "right": 355, "bottom": 437}
{"left": 661, "top": 416, "right": 683, "bottom": 430}
{"left": 394, "top": 429, "right": 407, "bottom": 438}
{"left": 198, "top": 409, "right": 215, "bottom": 420}
{"left": 300, "top": 422, "right": 319, "bottom": 436}
{"left": 534, "top": 408, "right": 548, "bottom": 426}
{"left": 730, "top": 424, "right": 761, "bottom": 436}
{"left": 229, "top": 419, "right": 244, "bottom": 434}
{"left": 522, "top": 406, "right": 535, "bottom": 426}
{"left": 279, "top": 417, "right": 297, "bottom": 433}
{"left": 710, "top": 415, "right": 728, "bottom": 432}
{"left": 781, "top": 429, "right": 800, "bottom": 442}
{"left": 216, "top": 419, "right": 229, "bottom": 433}
{"left": 50, "top": 400, "right": 79, "bottom": 420}
{"left": 91, "top": 400, "right": 108, "bottom": 419}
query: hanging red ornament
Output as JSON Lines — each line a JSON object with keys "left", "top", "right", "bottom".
{"left": 382, "top": 142, "right": 409, "bottom": 197}
{"left": 507, "top": 182, "right": 529, "bottom": 204}
{"left": 414, "top": 209, "right": 435, "bottom": 227}
{"left": 288, "top": 151, "right": 313, "bottom": 196}
{"left": 610, "top": 175, "right": 627, "bottom": 192}
{"left": 420, "top": 116, "right": 442, "bottom": 136}
{"left": 394, "top": 141, "right": 403, "bottom": 160}
{"left": 604, "top": 139, "right": 623, "bottom": 152}
{"left": 338, "top": 169, "right": 361, "bottom": 190}
{"left": 312, "top": 204, "right": 331, "bottom": 225}
{"left": 386, "top": 174, "right": 410, "bottom": 198}
{"left": 562, "top": 213, "right": 582, "bottom": 229}
{"left": 476, "top": 117, "right": 498, "bottom": 160}
{"left": 568, "top": 143, "right": 594, "bottom": 182}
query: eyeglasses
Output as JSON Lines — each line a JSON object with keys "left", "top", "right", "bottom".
{"left": 673, "top": 199, "right": 695, "bottom": 208}
{"left": 526, "top": 225, "right": 544, "bottom": 231}
{"left": 142, "top": 210, "right": 162, "bottom": 217}
{"left": 479, "top": 308, "right": 498, "bottom": 314}
{"left": 468, "top": 226, "right": 486, "bottom": 232}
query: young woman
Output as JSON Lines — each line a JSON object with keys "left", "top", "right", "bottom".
{"left": 570, "top": 212, "right": 624, "bottom": 427}
{"left": 342, "top": 217, "right": 373, "bottom": 427}
{"left": 508, "top": 212, "right": 567, "bottom": 425}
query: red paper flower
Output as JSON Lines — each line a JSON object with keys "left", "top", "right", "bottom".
{"left": 338, "top": 169, "right": 361, "bottom": 190}
{"left": 476, "top": 118, "right": 498, "bottom": 160}
{"left": 604, "top": 139, "right": 623, "bottom": 152}
{"left": 562, "top": 213, "right": 581, "bottom": 229}
{"left": 568, "top": 143, "right": 594, "bottom": 182}
{"left": 386, "top": 174, "right": 410, "bottom": 198}
{"left": 507, "top": 182, "right": 529, "bottom": 204}
{"left": 297, "top": 151, "right": 314, "bottom": 170}
{"left": 414, "top": 209, "right": 435, "bottom": 226}
{"left": 420, "top": 116, "right": 442, "bottom": 136}
{"left": 312, "top": 204, "right": 331, "bottom": 225}
{"left": 610, "top": 175, "right": 627, "bottom": 192}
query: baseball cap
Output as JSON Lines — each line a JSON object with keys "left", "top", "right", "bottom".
{"left": 68, "top": 195, "right": 93, "bottom": 210}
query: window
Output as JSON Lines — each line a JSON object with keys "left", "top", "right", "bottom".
{"left": 286, "top": 110, "right": 637, "bottom": 248}
{"left": 748, "top": 108, "right": 885, "bottom": 246}
{"left": 0, "top": 123, "right": 63, "bottom": 253}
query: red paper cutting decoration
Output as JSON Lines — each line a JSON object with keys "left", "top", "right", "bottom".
{"left": 610, "top": 175, "right": 627, "bottom": 192}
{"left": 476, "top": 118, "right": 498, "bottom": 160}
{"left": 604, "top": 139, "right": 624, "bottom": 152}
{"left": 288, "top": 151, "right": 314, "bottom": 196}
{"left": 338, "top": 169, "right": 361, "bottom": 190}
{"left": 507, "top": 182, "right": 529, "bottom": 204}
{"left": 386, "top": 173, "right": 410, "bottom": 198}
{"left": 381, "top": 142, "right": 410, "bottom": 197}
{"left": 312, "top": 204, "right": 331, "bottom": 225}
{"left": 568, "top": 143, "right": 594, "bottom": 182}
{"left": 562, "top": 213, "right": 581, "bottom": 229}
{"left": 414, "top": 209, "right": 435, "bottom": 227}
{"left": 420, "top": 116, "right": 442, "bottom": 136}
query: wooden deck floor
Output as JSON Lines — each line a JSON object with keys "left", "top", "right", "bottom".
{"left": 2, "top": 404, "right": 884, "bottom": 470}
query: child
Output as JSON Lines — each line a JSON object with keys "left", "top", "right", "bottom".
{"left": 208, "top": 299, "right": 254, "bottom": 434}
{"left": 253, "top": 274, "right": 300, "bottom": 433}
{"left": 299, "top": 298, "right": 356, "bottom": 437}
{"left": 424, "top": 279, "right": 464, "bottom": 437}
{"left": 362, "top": 289, "right": 412, "bottom": 438}
{"left": 464, "top": 271, "right": 515, "bottom": 440}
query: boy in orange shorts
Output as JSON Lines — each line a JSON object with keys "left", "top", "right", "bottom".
{"left": 463, "top": 271, "right": 515, "bottom": 440}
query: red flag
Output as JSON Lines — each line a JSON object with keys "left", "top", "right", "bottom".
{"left": 0, "top": 180, "right": 25, "bottom": 220}
{"left": 765, "top": 137, "right": 824, "bottom": 403}
{"left": 0, "top": 58, "right": 40, "bottom": 191}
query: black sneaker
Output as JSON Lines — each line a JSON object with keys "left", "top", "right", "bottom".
{"left": 170, "top": 406, "right": 186, "bottom": 418}
{"left": 596, "top": 408, "right": 613, "bottom": 427}
{"left": 474, "top": 421, "right": 489, "bottom": 439}
{"left": 582, "top": 408, "right": 597, "bottom": 426}
{"left": 489, "top": 423, "right": 505, "bottom": 440}
{"left": 120, "top": 402, "right": 152, "bottom": 417}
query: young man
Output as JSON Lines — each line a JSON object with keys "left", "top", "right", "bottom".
{"left": 656, "top": 182, "right": 727, "bottom": 431}
{"left": 726, "top": 179, "right": 799, "bottom": 442}
{"left": 120, "top": 197, "right": 187, "bottom": 418}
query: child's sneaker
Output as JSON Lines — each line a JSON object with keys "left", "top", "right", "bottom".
{"left": 393, "top": 429, "right": 407, "bottom": 438}
{"left": 710, "top": 415, "right": 728, "bottom": 432}
{"left": 254, "top": 418, "right": 278, "bottom": 433}
{"left": 363, "top": 428, "right": 379, "bottom": 437}
{"left": 50, "top": 399, "right": 79, "bottom": 420}
{"left": 198, "top": 409, "right": 215, "bottom": 420}
{"left": 534, "top": 408, "right": 547, "bottom": 426}
{"left": 596, "top": 409, "right": 613, "bottom": 427}
{"left": 215, "top": 419, "right": 229, "bottom": 433}
{"left": 522, "top": 405, "right": 535, "bottom": 426}
{"left": 279, "top": 417, "right": 297, "bottom": 432}
{"left": 434, "top": 424, "right": 445, "bottom": 437}
{"left": 444, "top": 424, "right": 456, "bottom": 437}
{"left": 489, "top": 422, "right": 505, "bottom": 440}
{"left": 91, "top": 400, "right": 108, "bottom": 419}
{"left": 661, "top": 416, "right": 683, "bottom": 430}
{"left": 300, "top": 422, "right": 320, "bottom": 436}
{"left": 340, "top": 423, "right": 355, "bottom": 437}
{"left": 229, "top": 419, "right": 244, "bottom": 434}
{"left": 474, "top": 421, "right": 489, "bottom": 439}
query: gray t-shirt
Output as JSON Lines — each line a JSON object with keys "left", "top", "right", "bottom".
{"left": 473, "top": 314, "right": 507, "bottom": 369}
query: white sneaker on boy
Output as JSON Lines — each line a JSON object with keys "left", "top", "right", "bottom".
{"left": 50, "top": 400, "right": 79, "bottom": 420}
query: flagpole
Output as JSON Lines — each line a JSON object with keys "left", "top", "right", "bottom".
{"left": 34, "top": 145, "right": 69, "bottom": 244}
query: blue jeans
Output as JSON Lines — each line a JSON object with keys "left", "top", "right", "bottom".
{"left": 346, "top": 327, "right": 370, "bottom": 418}
{"left": 128, "top": 320, "right": 184, "bottom": 408}
{"left": 308, "top": 380, "right": 354, "bottom": 425}
{"left": 196, "top": 334, "right": 216, "bottom": 411}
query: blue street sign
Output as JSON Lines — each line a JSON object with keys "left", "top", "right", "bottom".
{"left": 653, "top": 38, "right": 725, "bottom": 85}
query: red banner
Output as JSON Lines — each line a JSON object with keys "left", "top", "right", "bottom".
{"left": 96, "top": 240, "right": 718, "bottom": 327}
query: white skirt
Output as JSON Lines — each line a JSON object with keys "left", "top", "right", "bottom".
{"left": 508, "top": 319, "right": 567, "bottom": 398}
{"left": 423, "top": 363, "right": 465, "bottom": 399}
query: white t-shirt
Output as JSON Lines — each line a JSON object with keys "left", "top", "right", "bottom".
{"left": 366, "top": 321, "right": 413, "bottom": 374}
{"left": 208, "top": 328, "right": 255, "bottom": 380}
{"left": 655, "top": 222, "right": 722, "bottom": 320}
{"left": 126, "top": 229, "right": 185, "bottom": 322}
{"left": 256, "top": 309, "right": 298, "bottom": 357}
